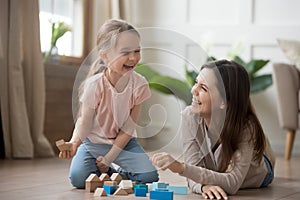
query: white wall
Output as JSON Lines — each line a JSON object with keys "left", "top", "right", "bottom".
{"left": 128, "top": 0, "right": 300, "bottom": 156}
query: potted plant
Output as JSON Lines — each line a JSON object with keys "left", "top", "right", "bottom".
{"left": 44, "top": 21, "right": 71, "bottom": 61}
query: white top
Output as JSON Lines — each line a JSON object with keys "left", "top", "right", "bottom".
{"left": 180, "top": 106, "right": 268, "bottom": 195}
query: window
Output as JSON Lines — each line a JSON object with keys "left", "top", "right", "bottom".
{"left": 39, "top": 0, "right": 89, "bottom": 61}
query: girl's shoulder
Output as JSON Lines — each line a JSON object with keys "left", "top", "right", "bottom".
{"left": 84, "top": 73, "right": 104, "bottom": 87}
{"left": 132, "top": 71, "right": 148, "bottom": 82}
{"left": 131, "top": 71, "right": 149, "bottom": 87}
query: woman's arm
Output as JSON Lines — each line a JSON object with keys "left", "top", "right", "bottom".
{"left": 182, "top": 140, "right": 254, "bottom": 195}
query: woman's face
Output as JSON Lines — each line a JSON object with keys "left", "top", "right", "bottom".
{"left": 191, "top": 68, "right": 223, "bottom": 119}
{"left": 102, "top": 31, "right": 141, "bottom": 76}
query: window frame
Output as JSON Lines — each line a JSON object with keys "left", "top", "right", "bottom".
{"left": 43, "top": 0, "right": 93, "bottom": 65}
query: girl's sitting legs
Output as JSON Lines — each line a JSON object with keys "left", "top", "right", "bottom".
{"left": 69, "top": 138, "right": 158, "bottom": 188}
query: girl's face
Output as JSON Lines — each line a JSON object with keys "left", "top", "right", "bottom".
{"left": 191, "top": 68, "right": 223, "bottom": 118}
{"left": 103, "top": 31, "right": 141, "bottom": 76}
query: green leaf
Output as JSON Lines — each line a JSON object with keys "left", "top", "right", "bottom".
{"left": 250, "top": 74, "right": 272, "bottom": 93}
{"left": 232, "top": 55, "right": 246, "bottom": 67}
{"left": 50, "top": 22, "right": 71, "bottom": 47}
{"left": 149, "top": 75, "right": 192, "bottom": 105}
{"left": 185, "top": 66, "right": 198, "bottom": 88}
{"left": 134, "top": 63, "right": 159, "bottom": 81}
{"left": 149, "top": 82, "right": 173, "bottom": 94}
{"left": 207, "top": 56, "right": 217, "bottom": 62}
{"left": 246, "top": 59, "right": 269, "bottom": 77}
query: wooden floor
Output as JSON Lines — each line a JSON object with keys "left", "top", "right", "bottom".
{"left": 0, "top": 154, "right": 300, "bottom": 200}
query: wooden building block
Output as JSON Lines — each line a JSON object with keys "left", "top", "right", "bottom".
{"left": 123, "top": 187, "right": 134, "bottom": 194}
{"left": 55, "top": 139, "right": 71, "bottom": 151}
{"left": 114, "top": 188, "right": 128, "bottom": 196}
{"left": 167, "top": 186, "right": 188, "bottom": 194}
{"left": 110, "top": 173, "right": 122, "bottom": 184}
{"left": 85, "top": 174, "right": 102, "bottom": 193}
{"left": 152, "top": 182, "right": 169, "bottom": 190}
{"left": 146, "top": 183, "right": 152, "bottom": 192}
{"left": 134, "top": 183, "right": 148, "bottom": 192}
{"left": 134, "top": 188, "right": 147, "bottom": 197}
{"left": 99, "top": 173, "right": 111, "bottom": 182}
{"left": 94, "top": 188, "right": 107, "bottom": 197}
{"left": 103, "top": 180, "right": 118, "bottom": 186}
{"left": 103, "top": 185, "right": 118, "bottom": 195}
{"left": 150, "top": 190, "right": 173, "bottom": 200}
{"left": 119, "top": 180, "right": 133, "bottom": 188}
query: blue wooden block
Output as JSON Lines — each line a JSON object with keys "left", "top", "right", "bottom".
{"left": 134, "top": 188, "right": 147, "bottom": 197}
{"left": 155, "top": 188, "right": 169, "bottom": 191}
{"left": 103, "top": 185, "right": 117, "bottom": 195}
{"left": 152, "top": 182, "right": 169, "bottom": 190}
{"left": 167, "top": 186, "right": 188, "bottom": 194}
{"left": 150, "top": 190, "right": 173, "bottom": 200}
{"left": 134, "top": 183, "right": 148, "bottom": 192}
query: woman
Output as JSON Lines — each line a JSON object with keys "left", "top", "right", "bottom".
{"left": 151, "top": 60, "right": 275, "bottom": 199}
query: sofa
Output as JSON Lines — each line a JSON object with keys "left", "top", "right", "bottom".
{"left": 273, "top": 63, "right": 299, "bottom": 160}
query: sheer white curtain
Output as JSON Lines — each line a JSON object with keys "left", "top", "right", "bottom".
{"left": 0, "top": 0, "right": 54, "bottom": 158}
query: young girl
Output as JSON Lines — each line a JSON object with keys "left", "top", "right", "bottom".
{"left": 59, "top": 19, "right": 159, "bottom": 188}
{"left": 151, "top": 60, "right": 275, "bottom": 199}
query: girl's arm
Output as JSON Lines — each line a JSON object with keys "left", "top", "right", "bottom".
{"left": 59, "top": 103, "right": 95, "bottom": 159}
{"left": 99, "top": 104, "right": 141, "bottom": 165}
{"left": 71, "top": 103, "right": 95, "bottom": 145}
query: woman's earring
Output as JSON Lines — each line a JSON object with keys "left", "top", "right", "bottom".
{"left": 220, "top": 103, "right": 225, "bottom": 109}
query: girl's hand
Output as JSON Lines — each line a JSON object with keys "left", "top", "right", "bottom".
{"left": 150, "top": 152, "right": 184, "bottom": 174}
{"left": 202, "top": 185, "right": 228, "bottom": 200}
{"left": 58, "top": 142, "right": 78, "bottom": 159}
{"left": 96, "top": 156, "right": 110, "bottom": 173}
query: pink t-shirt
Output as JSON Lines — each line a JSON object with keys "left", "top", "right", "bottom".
{"left": 79, "top": 71, "right": 151, "bottom": 144}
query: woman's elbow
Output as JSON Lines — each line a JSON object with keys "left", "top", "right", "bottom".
{"left": 225, "top": 186, "right": 239, "bottom": 195}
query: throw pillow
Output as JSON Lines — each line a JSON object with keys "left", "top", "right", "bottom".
{"left": 277, "top": 38, "right": 300, "bottom": 70}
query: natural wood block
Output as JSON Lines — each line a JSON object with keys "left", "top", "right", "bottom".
{"left": 94, "top": 188, "right": 107, "bottom": 197}
{"left": 85, "top": 174, "right": 102, "bottom": 193}
{"left": 114, "top": 188, "right": 128, "bottom": 196}
{"left": 103, "top": 180, "right": 118, "bottom": 186}
{"left": 55, "top": 139, "right": 71, "bottom": 151}
{"left": 99, "top": 173, "right": 111, "bottom": 182}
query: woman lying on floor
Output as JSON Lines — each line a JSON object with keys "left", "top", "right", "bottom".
{"left": 151, "top": 60, "right": 275, "bottom": 199}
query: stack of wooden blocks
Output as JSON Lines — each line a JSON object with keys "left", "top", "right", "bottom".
{"left": 85, "top": 173, "right": 188, "bottom": 199}
{"left": 56, "top": 139, "right": 188, "bottom": 199}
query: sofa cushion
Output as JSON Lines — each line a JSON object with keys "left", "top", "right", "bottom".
{"left": 277, "top": 39, "right": 300, "bottom": 71}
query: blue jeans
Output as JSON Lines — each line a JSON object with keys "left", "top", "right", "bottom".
{"left": 69, "top": 138, "right": 159, "bottom": 188}
{"left": 260, "top": 154, "right": 274, "bottom": 187}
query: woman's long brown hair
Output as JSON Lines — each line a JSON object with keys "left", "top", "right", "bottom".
{"left": 202, "top": 60, "right": 266, "bottom": 172}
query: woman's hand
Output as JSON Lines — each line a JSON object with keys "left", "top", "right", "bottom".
{"left": 58, "top": 142, "right": 78, "bottom": 159}
{"left": 202, "top": 185, "right": 228, "bottom": 200}
{"left": 150, "top": 152, "right": 184, "bottom": 174}
{"left": 96, "top": 156, "right": 110, "bottom": 173}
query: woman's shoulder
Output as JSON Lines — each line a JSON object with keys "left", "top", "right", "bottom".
{"left": 182, "top": 106, "right": 197, "bottom": 116}
{"left": 181, "top": 106, "right": 202, "bottom": 123}
{"left": 240, "top": 121, "right": 256, "bottom": 143}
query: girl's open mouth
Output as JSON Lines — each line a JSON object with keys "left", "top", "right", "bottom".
{"left": 123, "top": 64, "right": 135, "bottom": 69}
